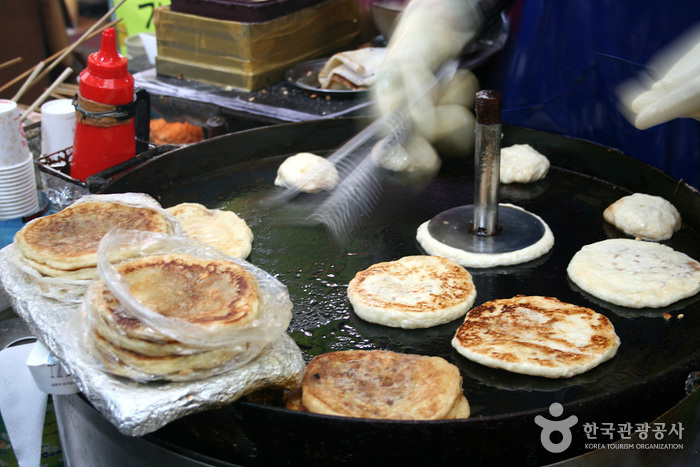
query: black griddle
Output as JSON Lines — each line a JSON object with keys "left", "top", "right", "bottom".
{"left": 95, "top": 118, "right": 700, "bottom": 466}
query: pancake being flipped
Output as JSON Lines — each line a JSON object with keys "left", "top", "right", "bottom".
{"left": 347, "top": 255, "right": 476, "bottom": 329}
{"left": 297, "top": 350, "right": 469, "bottom": 420}
{"left": 86, "top": 253, "right": 261, "bottom": 380}
{"left": 14, "top": 200, "right": 174, "bottom": 272}
{"left": 452, "top": 296, "right": 620, "bottom": 378}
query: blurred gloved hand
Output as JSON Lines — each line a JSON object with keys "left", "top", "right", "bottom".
{"left": 372, "top": 0, "right": 486, "bottom": 162}
{"left": 618, "top": 24, "right": 700, "bottom": 130}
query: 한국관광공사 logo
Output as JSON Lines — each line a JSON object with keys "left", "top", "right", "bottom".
{"left": 535, "top": 402, "right": 579, "bottom": 453}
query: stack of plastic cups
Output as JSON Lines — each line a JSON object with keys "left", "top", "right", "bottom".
{"left": 0, "top": 99, "right": 40, "bottom": 247}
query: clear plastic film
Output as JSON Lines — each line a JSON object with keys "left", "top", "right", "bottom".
{"left": 1, "top": 240, "right": 304, "bottom": 435}
{"left": 7, "top": 193, "right": 183, "bottom": 304}
{"left": 82, "top": 229, "right": 293, "bottom": 381}
{"left": 70, "top": 192, "right": 184, "bottom": 235}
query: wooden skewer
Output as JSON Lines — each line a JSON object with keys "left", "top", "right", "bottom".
{"left": 21, "top": 67, "right": 73, "bottom": 122}
{"left": 28, "top": 0, "right": 128, "bottom": 91}
{"left": 0, "top": 57, "right": 22, "bottom": 72}
{"left": 0, "top": 16, "right": 122, "bottom": 95}
{"left": 11, "top": 62, "right": 45, "bottom": 102}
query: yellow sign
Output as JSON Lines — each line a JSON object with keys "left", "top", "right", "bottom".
{"left": 110, "top": 0, "right": 172, "bottom": 53}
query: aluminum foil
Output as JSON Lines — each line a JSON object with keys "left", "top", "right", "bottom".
{"left": 0, "top": 245, "right": 305, "bottom": 437}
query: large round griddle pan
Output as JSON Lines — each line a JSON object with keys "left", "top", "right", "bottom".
{"left": 97, "top": 118, "right": 700, "bottom": 466}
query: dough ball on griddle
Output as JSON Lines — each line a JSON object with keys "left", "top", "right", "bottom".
{"left": 603, "top": 193, "right": 681, "bottom": 241}
{"left": 499, "top": 144, "right": 550, "bottom": 184}
{"left": 274, "top": 152, "right": 339, "bottom": 193}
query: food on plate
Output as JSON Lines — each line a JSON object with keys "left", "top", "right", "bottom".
{"left": 167, "top": 202, "right": 254, "bottom": 259}
{"left": 416, "top": 204, "right": 555, "bottom": 268}
{"left": 347, "top": 255, "right": 476, "bottom": 328}
{"left": 14, "top": 198, "right": 174, "bottom": 274}
{"left": 274, "top": 152, "right": 339, "bottom": 193}
{"left": 290, "top": 350, "right": 470, "bottom": 420}
{"left": 370, "top": 134, "right": 440, "bottom": 173}
{"left": 150, "top": 118, "right": 204, "bottom": 145}
{"left": 317, "top": 47, "right": 387, "bottom": 90}
{"left": 603, "top": 193, "right": 682, "bottom": 241}
{"left": 499, "top": 144, "right": 550, "bottom": 184}
{"left": 567, "top": 238, "right": 700, "bottom": 308}
{"left": 86, "top": 253, "right": 261, "bottom": 381}
{"left": 452, "top": 295, "right": 620, "bottom": 378}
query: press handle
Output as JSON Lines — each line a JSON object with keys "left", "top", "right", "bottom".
{"left": 473, "top": 89, "right": 502, "bottom": 235}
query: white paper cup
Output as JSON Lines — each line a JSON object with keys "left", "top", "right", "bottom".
{"left": 0, "top": 152, "right": 31, "bottom": 172}
{"left": 0, "top": 156, "right": 35, "bottom": 182}
{"left": 0, "top": 154, "right": 39, "bottom": 220}
{"left": 41, "top": 99, "right": 76, "bottom": 156}
{"left": 0, "top": 194, "right": 39, "bottom": 219}
{"left": 0, "top": 184, "right": 37, "bottom": 200}
{"left": 0, "top": 171, "right": 35, "bottom": 187}
{"left": 0, "top": 100, "right": 31, "bottom": 168}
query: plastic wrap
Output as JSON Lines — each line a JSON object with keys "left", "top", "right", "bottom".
{"left": 0, "top": 242, "right": 305, "bottom": 436}
{"left": 78, "top": 229, "right": 294, "bottom": 382}
{"left": 6, "top": 193, "right": 183, "bottom": 304}
{"left": 97, "top": 230, "right": 291, "bottom": 347}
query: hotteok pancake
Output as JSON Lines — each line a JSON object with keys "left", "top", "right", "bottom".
{"left": 452, "top": 295, "right": 620, "bottom": 378}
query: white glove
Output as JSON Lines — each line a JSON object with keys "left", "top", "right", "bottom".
{"left": 372, "top": 0, "right": 484, "bottom": 163}
{"left": 618, "top": 25, "right": 700, "bottom": 130}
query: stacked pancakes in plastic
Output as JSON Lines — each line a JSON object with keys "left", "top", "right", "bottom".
{"left": 85, "top": 251, "right": 265, "bottom": 381}
{"left": 78, "top": 226, "right": 290, "bottom": 382}
{"left": 11, "top": 194, "right": 176, "bottom": 302}
{"left": 10, "top": 194, "right": 290, "bottom": 382}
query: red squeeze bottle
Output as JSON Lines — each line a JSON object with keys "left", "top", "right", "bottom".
{"left": 71, "top": 27, "right": 136, "bottom": 182}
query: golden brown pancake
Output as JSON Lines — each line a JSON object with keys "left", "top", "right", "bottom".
{"left": 89, "top": 280, "right": 205, "bottom": 357}
{"left": 300, "top": 350, "right": 469, "bottom": 420}
{"left": 114, "top": 253, "right": 260, "bottom": 329}
{"left": 90, "top": 330, "right": 242, "bottom": 381}
{"left": 85, "top": 253, "right": 262, "bottom": 381}
{"left": 284, "top": 389, "right": 305, "bottom": 411}
{"left": 452, "top": 295, "right": 620, "bottom": 378}
{"left": 20, "top": 256, "right": 98, "bottom": 280}
{"left": 14, "top": 201, "right": 173, "bottom": 271}
{"left": 166, "top": 202, "right": 254, "bottom": 259}
{"left": 347, "top": 255, "right": 476, "bottom": 328}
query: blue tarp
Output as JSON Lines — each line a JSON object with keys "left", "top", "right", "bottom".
{"left": 480, "top": 0, "right": 700, "bottom": 189}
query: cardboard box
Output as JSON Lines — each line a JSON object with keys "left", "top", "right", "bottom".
{"left": 154, "top": 0, "right": 360, "bottom": 91}
{"left": 27, "top": 342, "right": 79, "bottom": 395}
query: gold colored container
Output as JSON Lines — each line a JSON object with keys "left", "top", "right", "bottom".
{"left": 154, "top": 0, "right": 360, "bottom": 91}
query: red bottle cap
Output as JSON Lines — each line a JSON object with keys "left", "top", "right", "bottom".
{"left": 79, "top": 28, "right": 133, "bottom": 104}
